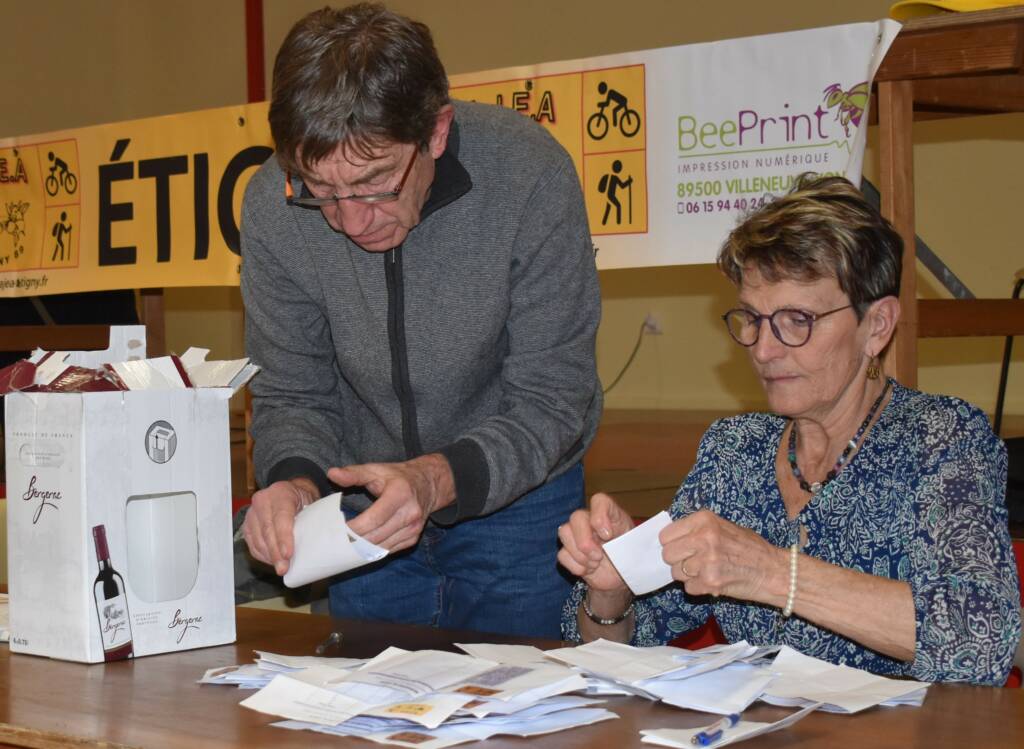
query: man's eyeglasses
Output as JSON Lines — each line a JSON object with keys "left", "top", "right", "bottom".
{"left": 285, "top": 148, "right": 418, "bottom": 208}
{"left": 722, "top": 305, "right": 854, "bottom": 348}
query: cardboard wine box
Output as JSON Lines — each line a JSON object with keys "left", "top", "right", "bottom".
{"left": 4, "top": 327, "right": 248, "bottom": 662}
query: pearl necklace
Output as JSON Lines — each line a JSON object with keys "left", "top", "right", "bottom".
{"left": 787, "top": 379, "right": 891, "bottom": 495}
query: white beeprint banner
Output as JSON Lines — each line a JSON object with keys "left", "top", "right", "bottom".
{"left": 449, "top": 20, "right": 900, "bottom": 269}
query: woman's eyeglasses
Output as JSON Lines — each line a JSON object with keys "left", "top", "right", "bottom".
{"left": 722, "top": 305, "right": 854, "bottom": 347}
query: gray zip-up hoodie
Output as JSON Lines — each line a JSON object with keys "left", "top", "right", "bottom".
{"left": 240, "top": 101, "right": 601, "bottom": 523}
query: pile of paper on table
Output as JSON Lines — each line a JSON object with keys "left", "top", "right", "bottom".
{"left": 548, "top": 638, "right": 928, "bottom": 714}
{"left": 204, "top": 644, "right": 615, "bottom": 748}
{"left": 202, "top": 635, "right": 929, "bottom": 748}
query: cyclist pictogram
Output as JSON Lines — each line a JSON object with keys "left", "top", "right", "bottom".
{"left": 587, "top": 82, "right": 641, "bottom": 141}
{"left": 51, "top": 211, "right": 73, "bottom": 261}
{"left": 45, "top": 151, "right": 78, "bottom": 197}
{"left": 598, "top": 160, "right": 634, "bottom": 226}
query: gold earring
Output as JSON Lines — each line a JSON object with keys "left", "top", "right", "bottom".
{"left": 866, "top": 355, "right": 881, "bottom": 380}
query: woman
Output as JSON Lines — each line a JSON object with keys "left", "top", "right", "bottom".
{"left": 559, "top": 175, "right": 1020, "bottom": 685}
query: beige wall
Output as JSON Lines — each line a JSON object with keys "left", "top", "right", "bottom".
{"left": 3, "top": 0, "right": 249, "bottom": 361}
{"left": 3, "top": 0, "right": 247, "bottom": 135}
{"left": 4, "top": 0, "right": 1023, "bottom": 415}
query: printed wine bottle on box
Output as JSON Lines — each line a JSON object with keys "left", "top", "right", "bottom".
{"left": 92, "top": 524, "right": 134, "bottom": 661}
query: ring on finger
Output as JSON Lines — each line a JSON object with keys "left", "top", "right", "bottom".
{"left": 680, "top": 562, "right": 695, "bottom": 578}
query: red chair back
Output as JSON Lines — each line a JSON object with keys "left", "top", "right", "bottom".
{"left": 670, "top": 617, "right": 726, "bottom": 650}
{"left": 1007, "top": 539, "right": 1024, "bottom": 688}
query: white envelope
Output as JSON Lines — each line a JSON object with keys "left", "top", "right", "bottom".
{"left": 602, "top": 511, "right": 675, "bottom": 595}
{"left": 283, "top": 493, "right": 388, "bottom": 588}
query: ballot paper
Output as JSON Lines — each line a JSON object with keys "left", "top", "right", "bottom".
{"left": 242, "top": 649, "right": 497, "bottom": 726}
{"left": 641, "top": 702, "right": 821, "bottom": 747}
{"left": 638, "top": 643, "right": 762, "bottom": 686}
{"left": 254, "top": 650, "right": 366, "bottom": 672}
{"left": 348, "top": 649, "right": 498, "bottom": 697}
{"left": 283, "top": 493, "right": 388, "bottom": 588}
{"left": 362, "top": 693, "right": 477, "bottom": 730}
{"left": 545, "top": 638, "right": 756, "bottom": 688}
{"left": 582, "top": 678, "right": 653, "bottom": 697}
{"left": 276, "top": 706, "right": 618, "bottom": 748}
{"left": 761, "top": 647, "right": 929, "bottom": 713}
{"left": 545, "top": 639, "right": 685, "bottom": 686}
{"left": 455, "top": 642, "right": 549, "bottom": 665}
{"left": 444, "top": 661, "right": 589, "bottom": 704}
{"left": 179, "top": 347, "right": 257, "bottom": 389}
{"left": 200, "top": 663, "right": 280, "bottom": 688}
{"left": 200, "top": 652, "right": 367, "bottom": 689}
{"left": 643, "top": 662, "right": 775, "bottom": 715}
{"left": 241, "top": 672, "right": 381, "bottom": 725}
{"left": 453, "top": 694, "right": 604, "bottom": 720}
{"left": 247, "top": 665, "right": 479, "bottom": 729}
{"left": 288, "top": 664, "right": 377, "bottom": 689}
{"left": 602, "top": 511, "right": 675, "bottom": 594}
{"left": 109, "top": 358, "right": 184, "bottom": 389}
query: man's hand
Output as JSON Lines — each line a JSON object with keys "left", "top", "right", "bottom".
{"left": 328, "top": 453, "right": 455, "bottom": 551}
{"left": 242, "top": 476, "right": 319, "bottom": 576}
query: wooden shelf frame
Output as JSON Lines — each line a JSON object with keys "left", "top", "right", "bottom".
{"left": 875, "top": 7, "right": 1024, "bottom": 386}
{"left": 3, "top": 289, "right": 167, "bottom": 358}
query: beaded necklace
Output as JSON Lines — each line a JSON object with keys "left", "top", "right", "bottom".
{"left": 787, "top": 378, "right": 891, "bottom": 495}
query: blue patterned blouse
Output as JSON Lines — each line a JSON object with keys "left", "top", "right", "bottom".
{"left": 564, "top": 380, "right": 1021, "bottom": 685}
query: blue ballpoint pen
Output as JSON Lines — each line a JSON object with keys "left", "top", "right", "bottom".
{"left": 691, "top": 713, "right": 740, "bottom": 746}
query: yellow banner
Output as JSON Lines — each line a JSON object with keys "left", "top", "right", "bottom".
{"left": 0, "top": 21, "right": 890, "bottom": 295}
{"left": 0, "top": 63, "right": 646, "bottom": 297}
{"left": 450, "top": 63, "right": 648, "bottom": 238}
{"left": 0, "top": 104, "right": 273, "bottom": 297}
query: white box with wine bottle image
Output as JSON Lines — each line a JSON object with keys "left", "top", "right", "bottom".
{"left": 3, "top": 327, "right": 252, "bottom": 663}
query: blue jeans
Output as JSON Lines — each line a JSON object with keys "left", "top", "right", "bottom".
{"left": 328, "top": 463, "right": 583, "bottom": 639}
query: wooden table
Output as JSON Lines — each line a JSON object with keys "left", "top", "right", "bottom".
{"left": 1, "top": 608, "right": 1022, "bottom": 748}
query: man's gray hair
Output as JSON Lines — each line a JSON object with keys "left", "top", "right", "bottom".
{"left": 269, "top": 3, "right": 450, "bottom": 175}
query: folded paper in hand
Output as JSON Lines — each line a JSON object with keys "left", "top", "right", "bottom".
{"left": 602, "top": 512, "right": 675, "bottom": 595}
{"left": 283, "top": 493, "right": 388, "bottom": 588}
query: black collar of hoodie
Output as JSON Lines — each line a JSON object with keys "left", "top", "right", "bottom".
{"left": 419, "top": 116, "right": 472, "bottom": 222}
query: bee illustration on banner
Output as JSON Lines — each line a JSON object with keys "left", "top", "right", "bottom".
{"left": 822, "top": 81, "right": 869, "bottom": 138}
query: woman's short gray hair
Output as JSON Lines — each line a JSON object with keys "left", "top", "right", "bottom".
{"left": 717, "top": 174, "right": 903, "bottom": 319}
{"left": 269, "top": 3, "right": 450, "bottom": 175}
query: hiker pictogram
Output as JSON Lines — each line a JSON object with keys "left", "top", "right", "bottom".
{"left": 598, "top": 160, "right": 634, "bottom": 226}
{"left": 51, "top": 211, "right": 73, "bottom": 261}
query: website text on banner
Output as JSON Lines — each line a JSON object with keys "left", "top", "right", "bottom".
{"left": 0, "top": 20, "right": 897, "bottom": 297}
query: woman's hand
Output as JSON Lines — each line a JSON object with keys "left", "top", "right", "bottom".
{"left": 660, "top": 509, "right": 788, "bottom": 605}
{"left": 557, "top": 492, "right": 634, "bottom": 593}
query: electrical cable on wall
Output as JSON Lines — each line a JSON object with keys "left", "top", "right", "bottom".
{"left": 602, "top": 318, "right": 647, "bottom": 395}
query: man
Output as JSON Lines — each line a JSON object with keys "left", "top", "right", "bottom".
{"left": 239, "top": 3, "right": 601, "bottom": 638}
